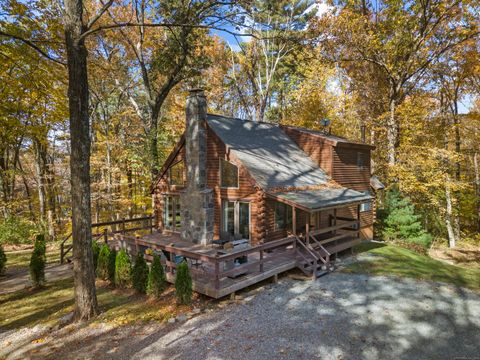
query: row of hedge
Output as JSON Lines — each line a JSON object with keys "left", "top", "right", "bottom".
{"left": 92, "top": 242, "right": 193, "bottom": 305}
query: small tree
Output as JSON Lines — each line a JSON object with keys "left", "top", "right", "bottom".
{"left": 30, "top": 234, "right": 46, "bottom": 287}
{"left": 96, "top": 244, "right": 111, "bottom": 280}
{"left": 132, "top": 252, "right": 149, "bottom": 294}
{"left": 382, "top": 189, "right": 433, "bottom": 248}
{"left": 92, "top": 240, "right": 100, "bottom": 271}
{"left": 108, "top": 248, "right": 117, "bottom": 283}
{"left": 0, "top": 245, "right": 6, "bottom": 275}
{"left": 114, "top": 249, "right": 131, "bottom": 288}
{"left": 175, "top": 260, "right": 192, "bottom": 305}
{"left": 147, "top": 254, "right": 167, "bottom": 297}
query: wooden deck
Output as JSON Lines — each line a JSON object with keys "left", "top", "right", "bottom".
{"left": 113, "top": 228, "right": 362, "bottom": 298}
{"left": 114, "top": 232, "right": 298, "bottom": 298}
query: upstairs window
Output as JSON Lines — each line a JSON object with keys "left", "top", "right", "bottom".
{"left": 220, "top": 159, "right": 239, "bottom": 188}
{"left": 357, "top": 152, "right": 367, "bottom": 170}
{"left": 274, "top": 202, "right": 293, "bottom": 231}
{"left": 169, "top": 161, "right": 185, "bottom": 186}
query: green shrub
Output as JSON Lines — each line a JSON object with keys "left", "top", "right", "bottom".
{"left": 147, "top": 254, "right": 167, "bottom": 297}
{"left": 30, "top": 234, "right": 46, "bottom": 287}
{"left": 92, "top": 240, "right": 100, "bottom": 271}
{"left": 96, "top": 244, "right": 111, "bottom": 280}
{"left": 108, "top": 248, "right": 117, "bottom": 282}
{"left": 0, "top": 245, "right": 6, "bottom": 275}
{"left": 381, "top": 188, "right": 433, "bottom": 249}
{"left": 175, "top": 260, "right": 192, "bottom": 305}
{"left": 132, "top": 252, "right": 149, "bottom": 293}
{"left": 0, "top": 216, "right": 36, "bottom": 245}
{"left": 114, "top": 249, "right": 131, "bottom": 288}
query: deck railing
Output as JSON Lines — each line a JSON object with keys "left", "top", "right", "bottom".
{"left": 117, "top": 234, "right": 297, "bottom": 292}
{"left": 60, "top": 215, "right": 155, "bottom": 263}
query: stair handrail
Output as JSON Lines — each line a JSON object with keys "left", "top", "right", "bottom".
{"left": 294, "top": 235, "right": 320, "bottom": 261}
{"left": 60, "top": 232, "right": 72, "bottom": 264}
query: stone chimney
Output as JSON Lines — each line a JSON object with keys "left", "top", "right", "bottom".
{"left": 180, "top": 89, "right": 214, "bottom": 245}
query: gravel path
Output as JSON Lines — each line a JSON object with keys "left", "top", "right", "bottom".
{"left": 3, "top": 272, "right": 479, "bottom": 360}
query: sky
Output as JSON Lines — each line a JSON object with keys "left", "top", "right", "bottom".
{"left": 210, "top": 2, "right": 475, "bottom": 114}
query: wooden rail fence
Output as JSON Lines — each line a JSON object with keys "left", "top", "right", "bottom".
{"left": 60, "top": 215, "right": 155, "bottom": 264}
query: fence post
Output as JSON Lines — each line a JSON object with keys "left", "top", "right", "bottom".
{"left": 103, "top": 228, "right": 108, "bottom": 244}
{"left": 60, "top": 243, "right": 64, "bottom": 264}
{"left": 150, "top": 215, "right": 153, "bottom": 234}
{"left": 122, "top": 217, "right": 126, "bottom": 234}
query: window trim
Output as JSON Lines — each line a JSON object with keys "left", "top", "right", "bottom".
{"left": 163, "top": 194, "right": 181, "bottom": 232}
{"left": 219, "top": 158, "right": 239, "bottom": 189}
{"left": 221, "top": 199, "right": 251, "bottom": 241}
{"left": 357, "top": 152, "right": 367, "bottom": 170}
{"left": 359, "top": 190, "right": 372, "bottom": 212}
{"left": 274, "top": 201, "right": 293, "bottom": 231}
{"left": 169, "top": 160, "right": 185, "bottom": 186}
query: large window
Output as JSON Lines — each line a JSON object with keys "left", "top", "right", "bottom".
{"left": 274, "top": 202, "right": 292, "bottom": 231}
{"left": 220, "top": 159, "right": 239, "bottom": 188}
{"left": 164, "top": 195, "right": 181, "bottom": 231}
{"left": 169, "top": 161, "right": 185, "bottom": 186}
{"left": 222, "top": 200, "right": 250, "bottom": 240}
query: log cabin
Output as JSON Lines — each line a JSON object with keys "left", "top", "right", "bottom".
{"left": 117, "top": 88, "right": 381, "bottom": 298}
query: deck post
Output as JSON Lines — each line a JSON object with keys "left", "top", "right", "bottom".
{"left": 214, "top": 255, "right": 220, "bottom": 290}
{"left": 103, "top": 228, "right": 108, "bottom": 244}
{"left": 357, "top": 204, "right": 361, "bottom": 239}
{"left": 260, "top": 249, "right": 264, "bottom": 272}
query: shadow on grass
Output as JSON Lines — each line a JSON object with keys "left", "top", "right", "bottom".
{"left": 345, "top": 241, "right": 480, "bottom": 292}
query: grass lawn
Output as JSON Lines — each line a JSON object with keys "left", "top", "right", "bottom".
{"left": 0, "top": 278, "right": 207, "bottom": 330}
{"left": 344, "top": 241, "right": 480, "bottom": 292}
{"left": 4, "top": 246, "right": 61, "bottom": 271}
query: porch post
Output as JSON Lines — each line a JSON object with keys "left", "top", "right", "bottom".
{"left": 305, "top": 217, "right": 310, "bottom": 245}
{"left": 292, "top": 206, "right": 297, "bottom": 236}
{"left": 333, "top": 209, "right": 337, "bottom": 234}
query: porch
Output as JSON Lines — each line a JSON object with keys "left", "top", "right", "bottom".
{"left": 114, "top": 227, "right": 361, "bottom": 299}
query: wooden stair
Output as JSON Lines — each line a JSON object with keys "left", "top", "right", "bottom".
{"left": 294, "top": 236, "right": 333, "bottom": 279}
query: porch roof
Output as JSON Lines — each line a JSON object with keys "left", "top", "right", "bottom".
{"left": 271, "top": 188, "right": 372, "bottom": 211}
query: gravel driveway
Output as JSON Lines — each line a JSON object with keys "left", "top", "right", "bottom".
{"left": 3, "top": 272, "right": 480, "bottom": 360}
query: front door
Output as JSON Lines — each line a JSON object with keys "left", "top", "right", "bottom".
{"left": 221, "top": 200, "right": 250, "bottom": 241}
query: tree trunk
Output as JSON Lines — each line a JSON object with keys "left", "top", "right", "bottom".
{"left": 474, "top": 152, "right": 480, "bottom": 232}
{"left": 445, "top": 175, "right": 456, "bottom": 248}
{"left": 387, "top": 93, "right": 397, "bottom": 167}
{"left": 64, "top": 0, "right": 98, "bottom": 321}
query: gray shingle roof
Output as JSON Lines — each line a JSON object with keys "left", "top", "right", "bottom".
{"left": 207, "top": 114, "right": 330, "bottom": 190}
{"left": 273, "top": 188, "right": 372, "bottom": 210}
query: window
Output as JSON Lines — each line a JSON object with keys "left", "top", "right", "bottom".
{"left": 274, "top": 202, "right": 292, "bottom": 230}
{"left": 169, "top": 161, "right": 185, "bottom": 186}
{"left": 221, "top": 200, "right": 250, "bottom": 240}
{"left": 359, "top": 191, "right": 372, "bottom": 212}
{"left": 164, "top": 195, "right": 181, "bottom": 231}
{"left": 360, "top": 201, "right": 372, "bottom": 212}
{"left": 357, "top": 152, "right": 366, "bottom": 170}
{"left": 220, "top": 159, "right": 239, "bottom": 188}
